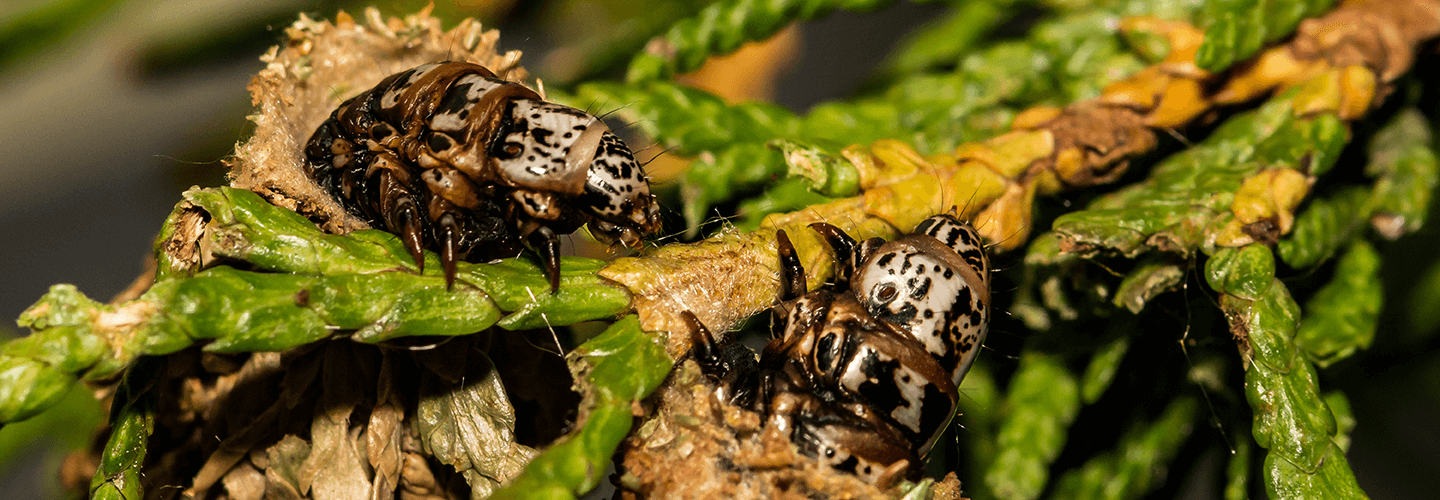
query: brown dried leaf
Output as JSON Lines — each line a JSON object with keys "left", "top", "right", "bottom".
{"left": 189, "top": 400, "right": 285, "bottom": 494}
{"left": 1291, "top": 0, "right": 1440, "bottom": 82}
{"left": 369, "top": 354, "right": 405, "bottom": 500}
{"left": 186, "top": 352, "right": 286, "bottom": 496}
{"left": 1030, "top": 101, "right": 1156, "bottom": 189}
{"left": 157, "top": 200, "right": 210, "bottom": 277}
{"left": 298, "top": 344, "right": 375, "bottom": 500}
{"left": 400, "top": 452, "right": 457, "bottom": 500}
{"left": 1217, "top": 0, "right": 1440, "bottom": 108}
{"left": 929, "top": 472, "right": 969, "bottom": 500}
{"left": 415, "top": 352, "right": 535, "bottom": 498}
{"left": 605, "top": 229, "right": 788, "bottom": 355}
{"left": 264, "top": 435, "right": 311, "bottom": 500}
{"left": 279, "top": 344, "right": 324, "bottom": 408}
{"left": 222, "top": 460, "right": 268, "bottom": 500}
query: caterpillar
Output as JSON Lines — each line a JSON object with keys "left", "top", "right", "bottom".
{"left": 687, "top": 212, "right": 991, "bottom": 486}
{"left": 303, "top": 61, "right": 660, "bottom": 290}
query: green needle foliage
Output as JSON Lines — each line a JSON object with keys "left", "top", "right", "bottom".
{"left": 2, "top": 187, "right": 632, "bottom": 425}
{"left": 5, "top": 1, "right": 1440, "bottom": 499}
{"left": 1294, "top": 241, "right": 1381, "bottom": 367}
{"left": 1278, "top": 187, "right": 1372, "bottom": 269}
{"left": 985, "top": 353, "right": 1080, "bottom": 500}
{"left": 1048, "top": 397, "right": 1199, "bottom": 500}
{"left": 494, "top": 316, "right": 671, "bottom": 499}
{"left": 1053, "top": 87, "right": 1348, "bottom": 257}
{"left": 89, "top": 357, "right": 159, "bottom": 500}
{"left": 578, "top": 0, "right": 1199, "bottom": 235}
{"left": 1207, "top": 246, "right": 1361, "bottom": 490}
{"left": 1195, "top": 0, "right": 1338, "bottom": 72}
{"left": 625, "top": 0, "right": 901, "bottom": 83}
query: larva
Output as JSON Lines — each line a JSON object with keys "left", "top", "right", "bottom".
{"left": 304, "top": 61, "right": 660, "bottom": 289}
{"left": 688, "top": 212, "right": 991, "bottom": 485}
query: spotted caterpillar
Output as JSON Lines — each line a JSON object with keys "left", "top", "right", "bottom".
{"left": 688, "top": 212, "right": 991, "bottom": 485}
{"left": 304, "top": 61, "right": 660, "bottom": 290}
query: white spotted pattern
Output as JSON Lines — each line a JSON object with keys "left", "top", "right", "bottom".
{"left": 428, "top": 73, "right": 506, "bottom": 132}
{"left": 853, "top": 215, "right": 990, "bottom": 387}
{"left": 379, "top": 62, "right": 443, "bottom": 110}
{"left": 493, "top": 99, "right": 595, "bottom": 188}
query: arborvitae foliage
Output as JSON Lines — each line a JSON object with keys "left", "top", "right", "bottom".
{"left": 4, "top": 1, "right": 1440, "bottom": 499}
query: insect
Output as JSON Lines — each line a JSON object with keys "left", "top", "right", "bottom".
{"left": 304, "top": 61, "right": 660, "bottom": 290}
{"left": 687, "top": 212, "right": 991, "bottom": 486}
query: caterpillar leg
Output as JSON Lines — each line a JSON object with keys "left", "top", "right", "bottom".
{"left": 522, "top": 224, "right": 562, "bottom": 293}
{"left": 775, "top": 230, "right": 807, "bottom": 301}
{"left": 436, "top": 213, "right": 462, "bottom": 290}
{"left": 682, "top": 311, "right": 724, "bottom": 376}
{"left": 390, "top": 197, "right": 427, "bottom": 274}
{"left": 399, "top": 210, "right": 425, "bottom": 272}
{"left": 808, "top": 223, "right": 857, "bottom": 289}
{"left": 682, "top": 310, "right": 760, "bottom": 407}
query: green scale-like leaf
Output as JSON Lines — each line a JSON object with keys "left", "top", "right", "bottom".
{"left": 624, "top": 0, "right": 901, "bottom": 83}
{"left": 1195, "top": 0, "right": 1338, "bottom": 72}
{"left": 1226, "top": 438, "right": 1253, "bottom": 500}
{"left": 1048, "top": 397, "right": 1199, "bottom": 500}
{"left": 562, "top": 80, "right": 800, "bottom": 155}
{"left": 173, "top": 188, "right": 632, "bottom": 332}
{"left": 1055, "top": 88, "right": 1346, "bottom": 257}
{"left": 1080, "top": 336, "right": 1131, "bottom": 404}
{"left": 1206, "top": 244, "right": 1368, "bottom": 498}
{"left": 1281, "top": 108, "right": 1437, "bottom": 267}
{"left": 1112, "top": 258, "right": 1184, "bottom": 313}
{"left": 985, "top": 352, "right": 1081, "bottom": 500}
{"left": 736, "top": 176, "right": 839, "bottom": 230}
{"left": 0, "top": 375, "right": 102, "bottom": 478}
{"left": 804, "top": 7, "right": 1161, "bottom": 154}
{"left": 491, "top": 316, "right": 672, "bottom": 499}
{"left": 1366, "top": 108, "right": 1439, "bottom": 237}
{"left": 1294, "top": 241, "right": 1381, "bottom": 367}
{"left": 877, "top": 0, "right": 1016, "bottom": 78}
{"left": 88, "top": 357, "right": 159, "bottom": 500}
{"left": 1264, "top": 441, "right": 1368, "bottom": 500}
{"left": 1278, "top": 187, "right": 1371, "bottom": 269}
{"left": 580, "top": 1, "right": 1201, "bottom": 238}
{"left": 1, "top": 187, "right": 633, "bottom": 425}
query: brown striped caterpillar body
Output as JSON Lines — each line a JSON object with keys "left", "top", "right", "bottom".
{"left": 304, "top": 62, "right": 659, "bottom": 290}
{"left": 687, "top": 213, "right": 991, "bottom": 486}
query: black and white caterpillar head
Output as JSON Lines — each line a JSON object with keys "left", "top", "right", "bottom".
{"left": 577, "top": 127, "right": 660, "bottom": 248}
